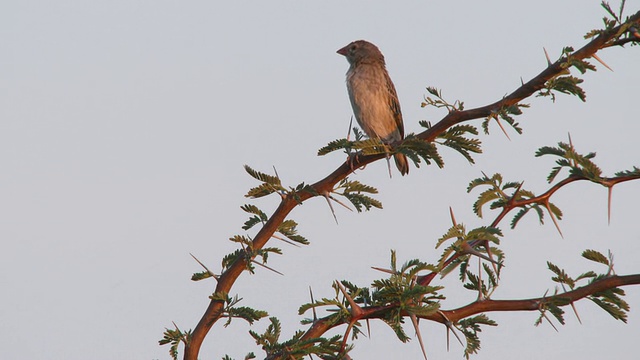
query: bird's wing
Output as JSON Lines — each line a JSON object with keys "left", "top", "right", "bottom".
{"left": 384, "top": 71, "right": 404, "bottom": 138}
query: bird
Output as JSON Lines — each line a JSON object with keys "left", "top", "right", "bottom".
{"left": 337, "top": 40, "right": 409, "bottom": 176}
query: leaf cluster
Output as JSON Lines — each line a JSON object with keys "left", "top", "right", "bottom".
{"left": 159, "top": 327, "right": 192, "bottom": 360}
{"left": 421, "top": 86, "right": 464, "bottom": 112}
{"left": 397, "top": 134, "right": 445, "bottom": 169}
{"left": 536, "top": 141, "right": 602, "bottom": 182}
{"left": 537, "top": 46, "right": 595, "bottom": 102}
{"left": 481, "top": 103, "right": 527, "bottom": 136}
{"left": 419, "top": 121, "right": 483, "bottom": 165}
{"left": 332, "top": 178, "right": 382, "bottom": 212}
{"left": 538, "top": 74, "right": 586, "bottom": 102}
{"left": 457, "top": 315, "right": 497, "bottom": 359}
{"left": 615, "top": 166, "right": 640, "bottom": 177}
{"left": 249, "top": 317, "right": 349, "bottom": 360}
{"left": 299, "top": 252, "right": 442, "bottom": 347}
{"left": 317, "top": 136, "right": 390, "bottom": 157}
{"left": 585, "top": 1, "right": 639, "bottom": 43}
{"left": 209, "top": 292, "right": 269, "bottom": 327}
{"left": 436, "top": 224, "right": 504, "bottom": 293}
{"left": 244, "top": 165, "right": 286, "bottom": 198}
{"left": 319, "top": 113, "right": 482, "bottom": 173}
{"left": 220, "top": 234, "right": 283, "bottom": 275}
{"left": 468, "top": 173, "right": 563, "bottom": 229}
{"left": 539, "top": 249, "right": 630, "bottom": 327}
{"left": 215, "top": 170, "right": 312, "bottom": 277}
{"left": 370, "top": 252, "right": 443, "bottom": 317}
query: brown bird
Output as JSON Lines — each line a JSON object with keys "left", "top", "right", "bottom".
{"left": 337, "top": 40, "right": 409, "bottom": 176}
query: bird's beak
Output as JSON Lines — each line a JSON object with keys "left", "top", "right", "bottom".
{"left": 336, "top": 45, "right": 348, "bottom": 56}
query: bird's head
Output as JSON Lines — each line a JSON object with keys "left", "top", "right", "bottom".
{"left": 337, "top": 40, "right": 385, "bottom": 65}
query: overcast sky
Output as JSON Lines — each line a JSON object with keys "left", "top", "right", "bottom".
{"left": 2, "top": 1, "right": 639, "bottom": 359}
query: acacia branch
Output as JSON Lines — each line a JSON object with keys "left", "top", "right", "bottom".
{"left": 489, "top": 176, "right": 581, "bottom": 228}
{"left": 182, "top": 11, "right": 640, "bottom": 360}
{"left": 411, "top": 169, "right": 640, "bottom": 292}
{"left": 436, "top": 274, "right": 640, "bottom": 322}
{"left": 492, "top": 173, "right": 640, "bottom": 227}
{"left": 295, "top": 274, "right": 640, "bottom": 346}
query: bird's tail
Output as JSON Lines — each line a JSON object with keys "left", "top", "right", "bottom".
{"left": 394, "top": 153, "right": 409, "bottom": 176}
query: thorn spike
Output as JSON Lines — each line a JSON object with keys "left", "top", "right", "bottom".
{"left": 543, "top": 47, "right": 552, "bottom": 65}
{"left": 607, "top": 186, "right": 613, "bottom": 225}
{"left": 494, "top": 117, "right": 512, "bottom": 141}
{"left": 449, "top": 207, "right": 458, "bottom": 226}
{"left": 592, "top": 53, "right": 614, "bottom": 72}
{"left": 546, "top": 201, "right": 564, "bottom": 238}
{"left": 410, "top": 314, "right": 428, "bottom": 360}
{"left": 324, "top": 193, "right": 339, "bottom": 224}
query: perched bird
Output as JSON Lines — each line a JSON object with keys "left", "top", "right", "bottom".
{"left": 337, "top": 40, "right": 409, "bottom": 176}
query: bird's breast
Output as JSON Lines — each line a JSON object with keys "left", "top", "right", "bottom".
{"left": 346, "top": 66, "right": 402, "bottom": 143}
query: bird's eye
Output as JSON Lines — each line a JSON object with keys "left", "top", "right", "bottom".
{"left": 350, "top": 45, "right": 357, "bottom": 53}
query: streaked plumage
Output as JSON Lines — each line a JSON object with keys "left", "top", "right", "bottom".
{"left": 337, "top": 40, "right": 409, "bottom": 176}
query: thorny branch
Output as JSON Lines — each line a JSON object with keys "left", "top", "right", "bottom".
{"left": 182, "top": 10, "right": 640, "bottom": 360}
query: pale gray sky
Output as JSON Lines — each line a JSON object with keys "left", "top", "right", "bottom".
{"left": 1, "top": 1, "right": 639, "bottom": 359}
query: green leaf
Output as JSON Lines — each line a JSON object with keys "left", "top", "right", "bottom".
{"left": 582, "top": 249, "right": 609, "bottom": 265}
{"left": 191, "top": 271, "right": 214, "bottom": 281}
{"left": 510, "top": 207, "right": 531, "bottom": 228}
{"left": 458, "top": 314, "right": 497, "bottom": 358}
{"left": 436, "top": 224, "right": 465, "bottom": 249}
{"left": 229, "top": 235, "right": 252, "bottom": 245}
{"left": 352, "top": 138, "right": 389, "bottom": 156}
{"left": 482, "top": 103, "right": 527, "bottom": 135}
{"left": 242, "top": 215, "right": 263, "bottom": 231}
{"left": 576, "top": 271, "right": 598, "bottom": 281}
{"left": 159, "top": 326, "right": 191, "bottom": 360}
{"left": 277, "top": 219, "right": 310, "bottom": 245}
{"left": 545, "top": 76, "right": 587, "bottom": 101}
{"left": 317, "top": 138, "right": 352, "bottom": 156}
{"left": 334, "top": 179, "right": 382, "bottom": 212}
{"left": 227, "top": 306, "right": 268, "bottom": 326}
{"left": 240, "top": 204, "right": 268, "bottom": 220}
{"left": 399, "top": 136, "right": 445, "bottom": 168}
{"left": 298, "top": 297, "right": 343, "bottom": 316}
{"left": 342, "top": 180, "right": 378, "bottom": 194}
{"left": 590, "top": 295, "right": 628, "bottom": 322}
{"left": 244, "top": 165, "right": 281, "bottom": 185}
{"left": 436, "top": 124, "right": 482, "bottom": 164}
{"left": 467, "top": 226, "right": 503, "bottom": 244}
{"left": 421, "top": 86, "right": 464, "bottom": 111}
{"left": 245, "top": 183, "right": 280, "bottom": 198}
{"left": 222, "top": 249, "right": 253, "bottom": 273}
{"left": 568, "top": 58, "right": 596, "bottom": 74}
{"left": 547, "top": 261, "right": 576, "bottom": 288}
{"left": 547, "top": 302, "right": 566, "bottom": 325}
{"left": 343, "top": 193, "right": 382, "bottom": 212}
{"left": 536, "top": 141, "right": 603, "bottom": 183}
{"left": 473, "top": 189, "right": 499, "bottom": 218}
{"left": 615, "top": 166, "right": 640, "bottom": 177}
